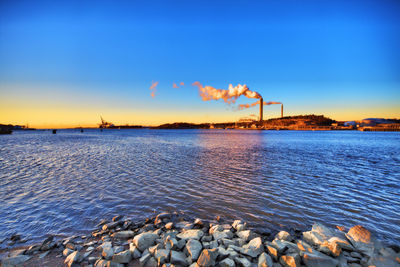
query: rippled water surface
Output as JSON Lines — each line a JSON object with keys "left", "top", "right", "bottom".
{"left": 0, "top": 129, "right": 399, "bottom": 245}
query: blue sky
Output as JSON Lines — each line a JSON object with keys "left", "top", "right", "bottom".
{"left": 0, "top": 0, "right": 399, "bottom": 127}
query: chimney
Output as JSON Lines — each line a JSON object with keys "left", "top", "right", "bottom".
{"left": 260, "top": 98, "right": 263, "bottom": 122}
{"left": 281, "top": 104, "right": 283, "bottom": 118}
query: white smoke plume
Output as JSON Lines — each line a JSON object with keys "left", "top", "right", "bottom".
{"left": 149, "top": 81, "right": 159, "bottom": 98}
{"left": 238, "top": 100, "right": 281, "bottom": 110}
{"left": 173, "top": 82, "right": 185, "bottom": 88}
{"left": 192, "top": 82, "right": 261, "bottom": 104}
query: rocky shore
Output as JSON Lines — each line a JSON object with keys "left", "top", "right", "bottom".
{"left": 1, "top": 212, "right": 399, "bottom": 267}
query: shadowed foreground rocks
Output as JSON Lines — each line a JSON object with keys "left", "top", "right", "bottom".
{"left": 1, "top": 212, "right": 399, "bottom": 267}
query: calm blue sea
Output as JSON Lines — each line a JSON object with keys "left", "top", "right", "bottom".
{"left": 0, "top": 129, "right": 399, "bottom": 245}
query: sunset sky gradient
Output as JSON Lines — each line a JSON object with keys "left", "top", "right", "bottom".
{"left": 1, "top": 0, "right": 399, "bottom": 128}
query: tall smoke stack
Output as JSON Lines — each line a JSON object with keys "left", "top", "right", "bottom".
{"left": 281, "top": 104, "right": 283, "bottom": 118}
{"left": 260, "top": 97, "right": 263, "bottom": 122}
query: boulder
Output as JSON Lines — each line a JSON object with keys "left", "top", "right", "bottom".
{"left": 234, "top": 257, "right": 251, "bottom": 267}
{"left": 280, "top": 253, "right": 301, "bottom": 267}
{"left": 220, "top": 257, "right": 236, "bottom": 267}
{"left": 165, "top": 222, "right": 174, "bottom": 230}
{"left": 236, "top": 230, "right": 252, "bottom": 242}
{"left": 171, "top": 250, "right": 188, "bottom": 266}
{"left": 155, "top": 249, "right": 170, "bottom": 265}
{"left": 301, "top": 250, "right": 339, "bottom": 267}
{"left": 1, "top": 255, "right": 31, "bottom": 266}
{"left": 213, "top": 230, "right": 234, "bottom": 240}
{"left": 197, "top": 248, "right": 218, "bottom": 267}
{"left": 129, "top": 244, "right": 142, "bottom": 258}
{"left": 241, "top": 237, "right": 264, "bottom": 258}
{"left": 258, "top": 252, "right": 273, "bottom": 267}
{"left": 102, "top": 247, "right": 114, "bottom": 260}
{"left": 145, "top": 257, "right": 158, "bottom": 267}
{"left": 346, "top": 225, "right": 382, "bottom": 257}
{"left": 65, "top": 251, "right": 84, "bottom": 267}
{"left": 187, "top": 239, "right": 203, "bottom": 261}
{"left": 210, "top": 225, "right": 224, "bottom": 235}
{"left": 177, "top": 230, "right": 204, "bottom": 240}
{"left": 140, "top": 251, "right": 151, "bottom": 266}
{"left": 112, "top": 250, "right": 132, "bottom": 263}
{"left": 112, "top": 230, "right": 135, "bottom": 239}
{"left": 266, "top": 244, "right": 278, "bottom": 261}
{"left": 134, "top": 232, "right": 159, "bottom": 251}
{"left": 275, "top": 231, "right": 293, "bottom": 242}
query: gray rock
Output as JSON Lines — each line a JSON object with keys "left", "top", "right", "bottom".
{"left": 112, "top": 250, "right": 132, "bottom": 263}
{"left": 39, "top": 251, "right": 50, "bottom": 259}
{"left": 210, "top": 240, "right": 219, "bottom": 249}
{"left": 367, "top": 254, "right": 400, "bottom": 267}
{"left": 1, "top": 255, "right": 31, "bottom": 266}
{"left": 129, "top": 244, "right": 142, "bottom": 258}
{"left": 279, "top": 253, "right": 300, "bottom": 267}
{"left": 266, "top": 245, "right": 278, "bottom": 261}
{"left": 63, "top": 248, "right": 74, "bottom": 257}
{"left": 300, "top": 250, "right": 338, "bottom": 267}
{"left": 258, "top": 252, "right": 273, "bottom": 267}
{"left": 201, "top": 235, "right": 213, "bottom": 242}
{"left": 275, "top": 231, "right": 292, "bottom": 242}
{"left": 232, "top": 220, "right": 243, "bottom": 229}
{"left": 114, "top": 246, "right": 124, "bottom": 254}
{"left": 26, "top": 244, "right": 41, "bottom": 254}
{"left": 220, "top": 257, "right": 236, "bottom": 267}
{"left": 140, "top": 251, "right": 151, "bottom": 266}
{"left": 171, "top": 250, "right": 188, "bottom": 266}
{"left": 155, "top": 249, "right": 170, "bottom": 265}
{"left": 213, "top": 230, "right": 234, "bottom": 241}
{"left": 165, "top": 236, "right": 179, "bottom": 250}
{"left": 102, "top": 247, "right": 114, "bottom": 260}
{"left": 165, "top": 222, "right": 174, "bottom": 230}
{"left": 197, "top": 248, "right": 219, "bottom": 267}
{"left": 234, "top": 257, "right": 251, "bottom": 267}
{"left": 102, "top": 221, "right": 119, "bottom": 231}
{"left": 346, "top": 225, "right": 382, "bottom": 257}
{"left": 177, "top": 229, "right": 204, "bottom": 240}
{"left": 236, "top": 230, "right": 252, "bottom": 242}
{"left": 108, "top": 261, "right": 124, "bottom": 267}
{"left": 194, "top": 218, "right": 204, "bottom": 226}
{"left": 210, "top": 225, "right": 224, "bottom": 235}
{"left": 149, "top": 244, "right": 162, "bottom": 255}
{"left": 65, "top": 251, "right": 84, "bottom": 267}
{"left": 222, "top": 238, "right": 236, "bottom": 247}
{"left": 95, "top": 259, "right": 110, "bottom": 267}
{"left": 8, "top": 249, "right": 26, "bottom": 257}
{"left": 187, "top": 239, "right": 203, "bottom": 261}
{"left": 134, "top": 232, "right": 159, "bottom": 251}
{"left": 145, "top": 257, "right": 158, "bottom": 267}
{"left": 112, "top": 230, "right": 135, "bottom": 239}
{"left": 241, "top": 237, "right": 264, "bottom": 258}
{"left": 177, "top": 239, "right": 187, "bottom": 250}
